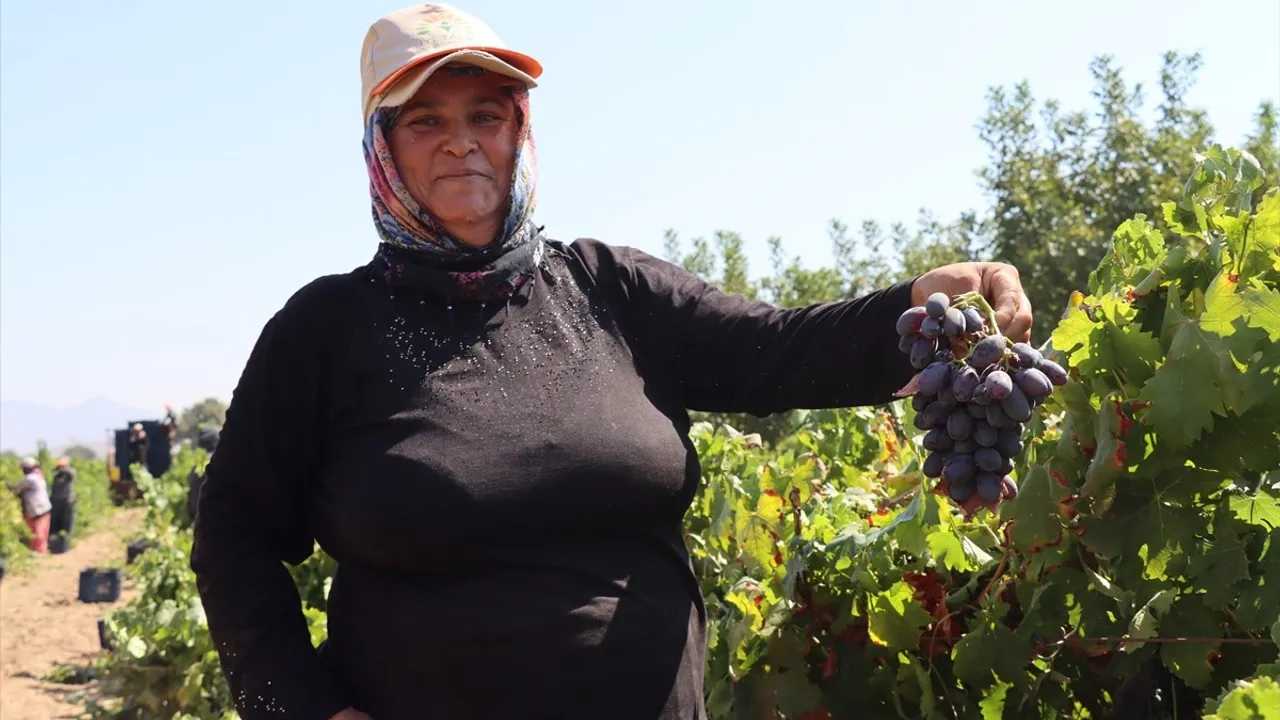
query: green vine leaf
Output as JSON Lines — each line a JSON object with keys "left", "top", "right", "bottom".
{"left": 1203, "top": 674, "right": 1280, "bottom": 720}
{"left": 1187, "top": 504, "right": 1253, "bottom": 609}
{"left": 867, "top": 581, "right": 931, "bottom": 650}
{"left": 952, "top": 614, "right": 1030, "bottom": 689}
{"left": 1138, "top": 313, "right": 1230, "bottom": 448}
{"left": 1236, "top": 528, "right": 1280, "bottom": 631}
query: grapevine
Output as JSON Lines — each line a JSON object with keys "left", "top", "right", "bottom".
{"left": 0, "top": 451, "right": 114, "bottom": 574}
{"left": 66, "top": 146, "right": 1280, "bottom": 719}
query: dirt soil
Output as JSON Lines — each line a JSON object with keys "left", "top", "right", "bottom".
{"left": 0, "top": 508, "right": 144, "bottom": 720}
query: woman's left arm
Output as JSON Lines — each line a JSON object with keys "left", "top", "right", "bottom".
{"left": 601, "top": 243, "right": 1030, "bottom": 417}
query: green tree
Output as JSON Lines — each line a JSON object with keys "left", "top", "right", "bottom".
{"left": 1245, "top": 100, "right": 1279, "bottom": 206}
{"left": 177, "top": 397, "right": 227, "bottom": 443}
{"left": 978, "top": 52, "right": 1279, "bottom": 340}
{"left": 664, "top": 51, "right": 1278, "bottom": 442}
{"left": 663, "top": 229, "right": 758, "bottom": 300}
{"left": 667, "top": 51, "right": 1279, "bottom": 344}
{"left": 34, "top": 441, "right": 53, "bottom": 470}
{"left": 62, "top": 443, "right": 98, "bottom": 461}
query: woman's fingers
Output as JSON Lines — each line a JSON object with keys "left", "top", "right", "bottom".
{"left": 985, "top": 265, "right": 1033, "bottom": 343}
{"left": 1008, "top": 292, "right": 1034, "bottom": 343}
{"left": 912, "top": 261, "right": 1033, "bottom": 342}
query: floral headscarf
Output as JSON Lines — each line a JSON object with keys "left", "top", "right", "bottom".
{"left": 363, "top": 73, "right": 543, "bottom": 300}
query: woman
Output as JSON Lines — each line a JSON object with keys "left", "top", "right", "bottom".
{"left": 50, "top": 457, "right": 77, "bottom": 542}
{"left": 9, "top": 457, "right": 51, "bottom": 553}
{"left": 162, "top": 405, "right": 178, "bottom": 441}
{"left": 128, "top": 423, "right": 148, "bottom": 467}
{"left": 190, "top": 4, "right": 1033, "bottom": 719}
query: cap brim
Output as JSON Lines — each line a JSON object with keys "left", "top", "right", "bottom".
{"left": 365, "top": 48, "right": 540, "bottom": 124}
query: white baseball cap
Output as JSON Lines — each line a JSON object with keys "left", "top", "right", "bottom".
{"left": 360, "top": 3, "right": 543, "bottom": 125}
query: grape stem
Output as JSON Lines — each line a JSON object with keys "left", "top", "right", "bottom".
{"left": 953, "top": 291, "right": 1003, "bottom": 341}
{"left": 977, "top": 553, "right": 1009, "bottom": 605}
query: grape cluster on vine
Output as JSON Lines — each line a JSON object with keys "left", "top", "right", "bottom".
{"left": 896, "top": 292, "right": 1067, "bottom": 513}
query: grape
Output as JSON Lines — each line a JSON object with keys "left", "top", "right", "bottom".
{"left": 910, "top": 337, "right": 937, "bottom": 370}
{"left": 1011, "top": 342, "right": 1042, "bottom": 368}
{"left": 986, "top": 370, "right": 1013, "bottom": 401}
{"left": 917, "top": 362, "right": 953, "bottom": 395}
{"left": 949, "top": 477, "right": 975, "bottom": 502}
{"left": 1002, "top": 386, "right": 1033, "bottom": 422}
{"left": 971, "top": 382, "right": 992, "bottom": 406}
{"left": 1014, "top": 367, "right": 1052, "bottom": 398}
{"left": 896, "top": 307, "right": 929, "bottom": 336}
{"left": 924, "top": 292, "right": 950, "bottom": 318}
{"left": 947, "top": 408, "right": 974, "bottom": 440}
{"left": 985, "top": 403, "right": 1012, "bottom": 429}
{"left": 998, "top": 455, "right": 1015, "bottom": 475}
{"left": 922, "top": 452, "right": 946, "bottom": 479}
{"left": 920, "top": 316, "right": 944, "bottom": 339}
{"left": 975, "top": 471, "right": 1003, "bottom": 502}
{"left": 942, "top": 307, "right": 966, "bottom": 337}
{"left": 923, "top": 427, "right": 953, "bottom": 452}
{"left": 968, "top": 335, "right": 1007, "bottom": 368}
{"left": 1038, "top": 359, "right": 1069, "bottom": 386}
{"left": 898, "top": 303, "right": 1058, "bottom": 514}
{"left": 973, "top": 421, "right": 998, "bottom": 447}
{"left": 914, "top": 402, "right": 947, "bottom": 431}
{"left": 951, "top": 366, "right": 980, "bottom": 402}
{"left": 936, "top": 385, "right": 957, "bottom": 410}
{"left": 1001, "top": 476, "right": 1019, "bottom": 500}
{"left": 975, "top": 447, "right": 1003, "bottom": 473}
{"left": 995, "top": 428, "right": 1023, "bottom": 458}
{"left": 942, "top": 453, "right": 976, "bottom": 484}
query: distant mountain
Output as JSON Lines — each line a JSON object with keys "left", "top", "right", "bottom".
{"left": 0, "top": 397, "right": 156, "bottom": 455}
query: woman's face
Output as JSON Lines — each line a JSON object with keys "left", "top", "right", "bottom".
{"left": 386, "top": 69, "right": 519, "bottom": 248}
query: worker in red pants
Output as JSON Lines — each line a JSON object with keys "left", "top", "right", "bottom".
{"left": 8, "top": 457, "right": 52, "bottom": 553}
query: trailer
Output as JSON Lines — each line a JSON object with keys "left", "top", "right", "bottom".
{"left": 107, "top": 419, "right": 173, "bottom": 504}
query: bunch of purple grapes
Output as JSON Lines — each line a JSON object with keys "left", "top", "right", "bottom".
{"left": 897, "top": 292, "right": 1068, "bottom": 509}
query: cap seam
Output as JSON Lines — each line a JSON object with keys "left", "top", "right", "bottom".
{"left": 365, "top": 26, "right": 381, "bottom": 85}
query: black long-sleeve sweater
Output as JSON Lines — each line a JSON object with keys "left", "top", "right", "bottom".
{"left": 190, "top": 238, "right": 916, "bottom": 720}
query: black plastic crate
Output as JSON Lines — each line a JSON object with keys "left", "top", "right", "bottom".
{"left": 126, "top": 539, "right": 152, "bottom": 564}
{"left": 50, "top": 534, "right": 72, "bottom": 554}
{"left": 78, "top": 568, "right": 121, "bottom": 603}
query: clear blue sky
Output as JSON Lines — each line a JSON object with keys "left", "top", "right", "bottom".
{"left": 2, "top": 0, "right": 1277, "bottom": 412}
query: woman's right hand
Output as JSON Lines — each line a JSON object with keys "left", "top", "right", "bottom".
{"left": 329, "top": 709, "right": 373, "bottom": 720}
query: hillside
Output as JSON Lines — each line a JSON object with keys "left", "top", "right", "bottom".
{"left": 0, "top": 397, "right": 154, "bottom": 454}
